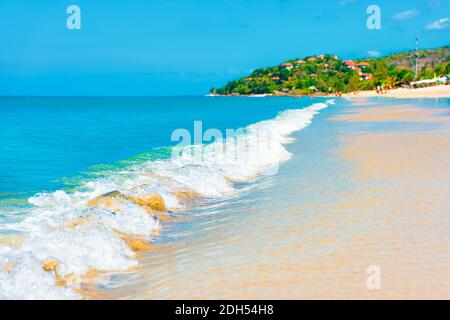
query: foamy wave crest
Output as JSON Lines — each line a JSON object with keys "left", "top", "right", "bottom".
{"left": 0, "top": 101, "right": 331, "bottom": 299}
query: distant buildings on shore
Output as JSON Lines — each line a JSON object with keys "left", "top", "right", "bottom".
{"left": 279, "top": 54, "right": 374, "bottom": 81}
{"left": 344, "top": 60, "right": 373, "bottom": 80}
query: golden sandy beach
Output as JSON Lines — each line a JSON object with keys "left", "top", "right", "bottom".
{"left": 349, "top": 84, "right": 450, "bottom": 99}
{"left": 215, "top": 101, "right": 450, "bottom": 299}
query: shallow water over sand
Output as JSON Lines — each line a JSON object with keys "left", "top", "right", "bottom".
{"left": 88, "top": 97, "right": 450, "bottom": 299}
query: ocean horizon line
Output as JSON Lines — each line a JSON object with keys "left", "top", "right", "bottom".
{"left": 0, "top": 95, "right": 213, "bottom": 99}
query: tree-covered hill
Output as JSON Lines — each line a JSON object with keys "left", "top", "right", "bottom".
{"left": 211, "top": 45, "right": 450, "bottom": 95}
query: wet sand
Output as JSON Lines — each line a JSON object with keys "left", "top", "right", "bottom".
{"left": 88, "top": 99, "right": 450, "bottom": 299}
{"left": 332, "top": 104, "right": 450, "bottom": 123}
{"left": 332, "top": 132, "right": 450, "bottom": 299}
{"left": 326, "top": 102, "right": 450, "bottom": 298}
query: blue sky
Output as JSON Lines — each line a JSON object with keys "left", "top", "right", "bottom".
{"left": 0, "top": 0, "right": 448, "bottom": 96}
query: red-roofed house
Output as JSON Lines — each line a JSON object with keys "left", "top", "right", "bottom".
{"left": 344, "top": 60, "right": 356, "bottom": 67}
{"left": 357, "top": 62, "right": 371, "bottom": 67}
{"left": 280, "top": 63, "right": 293, "bottom": 70}
{"left": 351, "top": 67, "right": 362, "bottom": 75}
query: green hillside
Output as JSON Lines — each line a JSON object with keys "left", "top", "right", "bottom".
{"left": 211, "top": 45, "right": 450, "bottom": 95}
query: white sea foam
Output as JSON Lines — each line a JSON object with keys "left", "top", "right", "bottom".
{"left": 0, "top": 101, "right": 331, "bottom": 299}
{"left": 0, "top": 254, "right": 79, "bottom": 300}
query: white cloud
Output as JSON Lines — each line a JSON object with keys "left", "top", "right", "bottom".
{"left": 367, "top": 50, "right": 381, "bottom": 57}
{"left": 393, "top": 9, "right": 419, "bottom": 20}
{"left": 425, "top": 17, "right": 449, "bottom": 30}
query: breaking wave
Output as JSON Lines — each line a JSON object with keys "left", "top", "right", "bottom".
{"left": 0, "top": 101, "right": 332, "bottom": 299}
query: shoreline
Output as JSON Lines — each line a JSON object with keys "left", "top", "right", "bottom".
{"left": 117, "top": 97, "right": 450, "bottom": 299}
{"left": 211, "top": 84, "right": 450, "bottom": 99}
{"left": 1, "top": 96, "right": 450, "bottom": 299}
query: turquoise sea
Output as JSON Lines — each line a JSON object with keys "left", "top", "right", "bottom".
{"left": 1, "top": 96, "right": 448, "bottom": 299}
{"left": 0, "top": 96, "right": 319, "bottom": 201}
{"left": 0, "top": 96, "right": 334, "bottom": 298}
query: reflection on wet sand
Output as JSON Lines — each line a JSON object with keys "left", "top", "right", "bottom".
{"left": 327, "top": 102, "right": 450, "bottom": 298}
{"left": 332, "top": 104, "right": 450, "bottom": 123}
{"left": 92, "top": 100, "right": 450, "bottom": 299}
